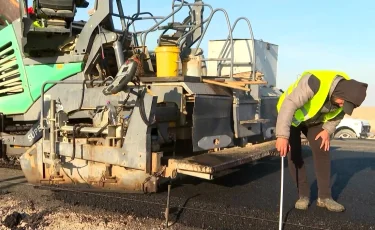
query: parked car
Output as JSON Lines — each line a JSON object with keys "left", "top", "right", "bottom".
{"left": 333, "top": 117, "right": 374, "bottom": 139}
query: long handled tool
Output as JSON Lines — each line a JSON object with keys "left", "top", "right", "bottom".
{"left": 279, "top": 156, "right": 285, "bottom": 230}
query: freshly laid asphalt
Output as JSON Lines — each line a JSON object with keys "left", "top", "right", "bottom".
{"left": 1, "top": 139, "right": 375, "bottom": 229}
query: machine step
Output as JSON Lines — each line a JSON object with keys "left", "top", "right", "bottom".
{"left": 172, "top": 140, "right": 278, "bottom": 175}
{"left": 168, "top": 139, "right": 309, "bottom": 180}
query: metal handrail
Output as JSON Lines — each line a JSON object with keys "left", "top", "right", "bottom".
{"left": 141, "top": 2, "right": 185, "bottom": 54}
{"left": 171, "top": 0, "right": 193, "bottom": 24}
{"left": 128, "top": 12, "right": 161, "bottom": 28}
{"left": 121, "top": 1, "right": 253, "bottom": 80}
{"left": 133, "top": 1, "right": 207, "bottom": 46}
{"left": 216, "top": 17, "right": 256, "bottom": 80}
{"left": 193, "top": 8, "right": 234, "bottom": 79}
{"left": 175, "top": 3, "right": 214, "bottom": 46}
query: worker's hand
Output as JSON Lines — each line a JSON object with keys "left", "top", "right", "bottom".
{"left": 276, "top": 137, "right": 290, "bottom": 157}
{"left": 315, "top": 129, "right": 330, "bottom": 151}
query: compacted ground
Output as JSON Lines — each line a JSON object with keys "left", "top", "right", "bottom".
{"left": 0, "top": 139, "right": 374, "bottom": 230}
{"left": 0, "top": 168, "right": 196, "bottom": 230}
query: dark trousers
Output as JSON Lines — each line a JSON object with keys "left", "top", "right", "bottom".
{"left": 288, "top": 123, "right": 331, "bottom": 199}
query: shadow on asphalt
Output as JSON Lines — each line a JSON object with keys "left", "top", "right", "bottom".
{"left": 310, "top": 156, "right": 375, "bottom": 202}
{"left": 0, "top": 175, "right": 27, "bottom": 191}
{"left": 164, "top": 142, "right": 375, "bottom": 207}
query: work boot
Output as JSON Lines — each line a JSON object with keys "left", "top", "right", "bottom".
{"left": 295, "top": 197, "right": 309, "bottom": 210}
{"left": 317, "top": 198, "right": 345, "bottom": 212}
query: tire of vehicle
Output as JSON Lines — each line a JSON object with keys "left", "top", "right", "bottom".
{"left": 334, "top": 128, "right": 357, "bottom": 139}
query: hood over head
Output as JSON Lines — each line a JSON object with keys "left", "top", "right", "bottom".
{"left": 332, "top": 79, "right": 368, "bottom": 115}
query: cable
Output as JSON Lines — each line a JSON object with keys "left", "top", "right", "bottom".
{"left": 136, "top": 88, "right": 156, "bottom": 126}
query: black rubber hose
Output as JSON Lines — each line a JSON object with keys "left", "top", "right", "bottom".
{"left": 137, "top": 88, "right": 155, "bottom": 126}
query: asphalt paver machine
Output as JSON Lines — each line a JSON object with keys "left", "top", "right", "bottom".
{"left": 0, "top": 0, "right": 283, "bottom": 193}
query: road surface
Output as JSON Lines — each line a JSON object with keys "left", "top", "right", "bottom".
{"left": 0, "top": 139, "right": 374, "bottom": 229}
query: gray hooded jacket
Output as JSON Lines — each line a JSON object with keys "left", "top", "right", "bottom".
{"left": 275, "top": 73, "right": 345, "bottom": 139}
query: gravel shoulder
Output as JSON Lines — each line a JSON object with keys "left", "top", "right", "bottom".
{"left": 0, "top": 169, "right": 197, "bottom": 230}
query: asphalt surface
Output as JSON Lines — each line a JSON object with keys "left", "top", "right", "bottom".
{"left": 1, "top": 139, "right": 375, "bottom": 230}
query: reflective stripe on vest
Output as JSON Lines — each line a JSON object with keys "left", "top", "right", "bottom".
{"left": 277, "top": 70, "right": 351, "bottom": 127}
{"left": 283, "top": 89, "right": 310, "bottom": 126}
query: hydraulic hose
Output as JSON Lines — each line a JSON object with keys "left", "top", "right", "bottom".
{"left": 137, "top": 88, "right": 155, "bottom": 126}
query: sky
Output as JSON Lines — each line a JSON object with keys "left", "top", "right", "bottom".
{"left": 68, "top": 0, "right": 374, "bottom": 106}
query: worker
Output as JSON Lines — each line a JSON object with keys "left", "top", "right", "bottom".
{"left": 275, "top": 70, "right": 368, "bottom": 212}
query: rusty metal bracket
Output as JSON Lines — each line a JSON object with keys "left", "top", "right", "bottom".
{"left": 98, "top": 176, "right": 117, "bottom": 187}
{"left": 40, "top": 175, "right": 65, "bottom": 185}
{"left": 89, "top": 165, "right": 118, "bottom": 187}
{"left": 142, "top": 165, "right": 166, "bottom": 193}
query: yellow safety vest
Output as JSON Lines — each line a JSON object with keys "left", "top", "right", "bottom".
{"left": 276, "top": 70, "right": 350, "bottom": 127}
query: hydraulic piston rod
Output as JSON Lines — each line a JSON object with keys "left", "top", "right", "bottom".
{"left": 60, "top": 126, "right": 109, "bottom": 135}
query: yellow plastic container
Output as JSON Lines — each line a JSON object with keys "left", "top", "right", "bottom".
{"left": 155, "top": 46, "right": 180, "bottom": 77}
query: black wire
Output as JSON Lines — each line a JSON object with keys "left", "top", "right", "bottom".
{"left": 137, "top": 88, "right": 155, "bottom": 126}
{"left": 78, "top": 78, "right": 113, "bottom": 111}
